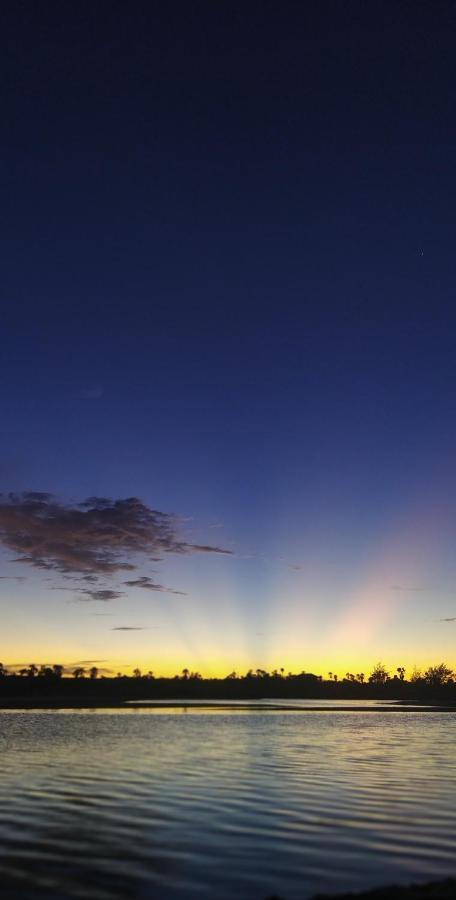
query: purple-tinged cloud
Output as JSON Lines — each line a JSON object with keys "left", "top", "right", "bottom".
{"left": 78, "top": 589, "right": 125, "bottom": 602}
{"left": 0, "top": 492, "right": 231, "bottom": 580}
{"left": 186, "top": 543, "right": 231, "bottom": 554}
{"left": 123, "top": 575, "right": 187, "bottom": 595}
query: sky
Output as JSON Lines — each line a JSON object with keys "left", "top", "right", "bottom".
{"left": 1, "top": 1, "right": 456, "bottom": 678}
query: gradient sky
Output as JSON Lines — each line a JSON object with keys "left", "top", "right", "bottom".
{"left": 1, "top": 2, "right": 456, "bottom": 678}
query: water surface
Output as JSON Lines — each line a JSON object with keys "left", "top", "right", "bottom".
{"left": 0, "top": 705, "right": 455, "bottom": 899}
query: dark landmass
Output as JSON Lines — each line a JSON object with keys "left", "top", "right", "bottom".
{"left": 267, "top": 879, "right": 456, "bottom": 899}
{"left": 311, "top": 877, "right": 456, "bottom": 899}
{"left": 0, "top": 665, "right": 455, "bottom": 708}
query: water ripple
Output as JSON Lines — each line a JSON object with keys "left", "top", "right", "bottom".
{"left": 0, "top": 709, "right": 455, "bottom": 899}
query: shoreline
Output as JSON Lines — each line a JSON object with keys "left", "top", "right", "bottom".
{"left": 0, "top": 699, "right": 455, "bottom": 711}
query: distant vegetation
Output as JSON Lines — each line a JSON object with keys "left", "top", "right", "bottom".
{"left": 0, "top": 661, "right": 455, "bottom": 704}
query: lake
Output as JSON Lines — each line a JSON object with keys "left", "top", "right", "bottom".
{"left": 0, "top": 703, "right": 455, "bottom": 899}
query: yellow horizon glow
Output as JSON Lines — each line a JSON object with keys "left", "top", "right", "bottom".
{"left": 3, "top": 650, "right": 455, "bottom": 681}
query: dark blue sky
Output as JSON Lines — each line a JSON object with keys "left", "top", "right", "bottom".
{"left": 1, "top": 2, "right": 456, "bottom": 674}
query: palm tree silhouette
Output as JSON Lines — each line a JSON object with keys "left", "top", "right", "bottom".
{"left": 73, "top": 667, "right": 86, "bottom": 679}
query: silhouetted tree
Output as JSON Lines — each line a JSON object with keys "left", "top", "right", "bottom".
{"left": 133, "top": 668, "right": 142, "bottom": 678}
{"left": 423, "top": 663, "right": 453, "bottom": 687}
{"left": 38, "top": 665, "right": 54, "bottom": 678}
{"left": 368, "top": 662, "right": 389, "bottom": 685}
{"left": 89, "top": 666, "right": 98, "bottom": 680}
{"left": 410, "top": 666, "right": 422, "bottom": 683}
{"left": 73, "top": 667, "right": 85, "bottom": 679}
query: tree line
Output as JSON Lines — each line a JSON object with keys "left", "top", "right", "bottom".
{"left": 0, "top": 660, "right": 454, "bottom": 690}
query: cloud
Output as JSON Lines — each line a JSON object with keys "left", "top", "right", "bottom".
{"left": 439, "top": 617, "right": 456, "bottom": 622}
{"left": 123, "top": 575, "right": 186, "bottom": 595}
{"left": 112, "top": 626, "right": 146, "bottom": 631}
{"left": 72, "top": 659, "right": 109, "bottom": 665}
{"left": 0, "top": 492, "right": 231, "bottom": 580}
{"left": 78, "top": 589, "right": 124, "bottom": 602}
{"left": 6, "top": 658, "right": 109, "bottom": 671}
{"left": 188, "top": 544, "right": 231, "bottom": 554}
{"left": 0, "top": 575, "right": 25, "bottom": 582}
{"left": 391, "top": 584, "right": 454, "bottom": 594}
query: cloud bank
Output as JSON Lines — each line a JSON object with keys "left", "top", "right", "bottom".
{"left": 0, "top": 492, "right": 231, "bottom": 581}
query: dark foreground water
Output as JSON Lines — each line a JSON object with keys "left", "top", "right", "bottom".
{"left": 0, "top": 704, "right": 455, "bottom": 900}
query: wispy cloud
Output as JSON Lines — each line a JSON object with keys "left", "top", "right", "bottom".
{"left": 123, "top": 575, "right": 186, "bottom": 595}
{"left": 72, "top": 659, "right": 109, "bottom": 665}
{"left": 78, "top": 589, "right": 124, "bottom": 602}
{"left": 189, "top": 544, "right": 231, "bottom": 554}
{"left": 111, "top": 626, "right": 147, "bottom": 631}
{"left": 439, "top": 617, "right": 456, "bottom": 622}
{"left": 6, "top": 658, "right": 109, "bottom": 671}
{"left": 0, "top": 492, "right": 232, "bottom": 582}
{"left": 391, "top": 584, "right": 454, "bottom": 594}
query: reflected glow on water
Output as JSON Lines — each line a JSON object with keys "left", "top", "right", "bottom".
{"left": 0, "top": 708, "right": 455, "bottom": 899}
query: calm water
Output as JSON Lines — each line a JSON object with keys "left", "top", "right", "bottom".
{"left": 0, "top": 704, "right": 455, "bottom": 899}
